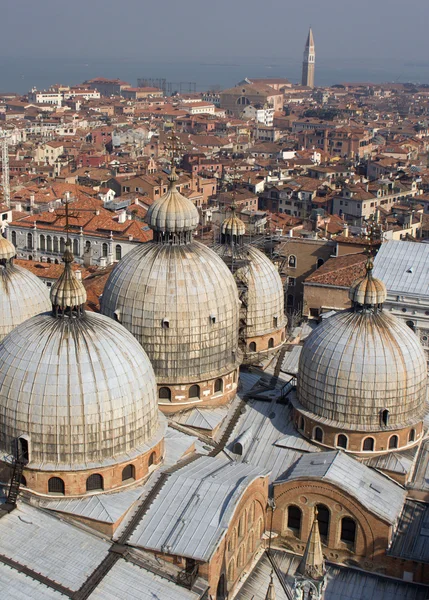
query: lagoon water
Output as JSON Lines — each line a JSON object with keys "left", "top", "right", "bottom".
{"left": 1, "top": 55, "right": 429, "bottom": 94}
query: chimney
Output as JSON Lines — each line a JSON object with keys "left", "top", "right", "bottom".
{"left": 75, "top": 270, "right": 82, "bottom": 280}
{"left": 30, "top": 194, "right": 35, "bottom": 206}
{"left": 118, "top": 211, "right": 127, "bottom": 224}
{"left": 128, "top": 235, "right": 134, "bottom": 241}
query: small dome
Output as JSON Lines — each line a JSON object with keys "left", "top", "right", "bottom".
{"left": 349, "top": 259, "right": 387, "bottom": 306}
{"left": 101, "top": 242, "right": 240, "bottom": 383}
{"left": 50, "top": 241, "right": 87, "bottom": 312}
{"left": 0, "top": 262, "right": 51, "bottom": 342}
{"left": 297, "top": 309, "right": 427, "bottom": 431}
{"left": 0, "top": 236, "right": 15, "bottom": 261}
{"left": 0, "top": 312, "right": 160, "bottom": 468}
{"left": 146, "top": 169, "right": 199, "bottom": 234}
{"left": 221, "top": 214, "right": 246, "bottom": 238}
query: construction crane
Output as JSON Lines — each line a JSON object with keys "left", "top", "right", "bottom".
{"left": 0, "top": 130, "right": 11, "bottom": 208}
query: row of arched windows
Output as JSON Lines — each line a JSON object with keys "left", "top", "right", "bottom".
{"left": 287, "top": 504, "right": 357, "bottom": 548}
{"left": 249, "top": 338, "right": 275, "bottom": 353}
{"left": 299, "top": 416, "right": 416, "bottom": 451}
{"left": 12, "top": 232, "right": 123, "bottom": 261}
{"left": 158, "top": 380, "right": 224, "bottom": 402}
{"left": 46, "top": 456, "right": 156, "bottom": 495}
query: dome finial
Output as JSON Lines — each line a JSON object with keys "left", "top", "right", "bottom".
{"left": 349, "top": 216, "right": 385, "bottom": 309}
{"left": 146, "top": 131, "right": 199, "bottom": 244}
{"left": 166, "top": 129, "right": 181, "bottom": 188}
{"left": 50, "top": 198, "right": 87, "bottom": 317}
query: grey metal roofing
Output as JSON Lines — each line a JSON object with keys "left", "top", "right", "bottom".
{"left": 237, "top": 550, "right": 429, "bottom": 600}
{"left": 128, "top": 455, "right": 269, "bottom": 561}
{"left": 238, "top": 371, "right": 263, "bottom": 394}
{"left": 365, "top": 448, "right": 415, "bottom": 476}
{"left": 280, "top": 345, "right": 302, "bottom": 375}
{"left": 87, "top": 558, "right": 200, "bottom": 600}
{"left": 0, "top": 502, "right": 109, "bottom": 591}
{"left": 409, "top": 438, "right": 429, "bottom": 492}
{"left": 322, "top": 564, "right": 429, "bottom": 600}
{"left": 297, "top": 308, "right": 427, "bottom": 431}
{"left": 40, "top": 484, "right": 144, "bottom": 524}
{"left": 175, "top": 406, "right": 228, "bottom": 431}
{"left": 280, "top": 450, "right": 406, "bottom": 524}
{"left": 373, "top": 240, "right": 429, "bottom": 297}
{"left": 235, "top": 552, "right": 290, "bottom": 600}
{"left": 389, "top": 500, "right": 429, "bottom": 563}
{"left": 0, "top": 563, "right": 66, "bottom": 599}
{"left": 0, "top": 311, "right": 161, "bottom": 469}
{"left": 226, "top": 397, "right": 315, "bottom": 482}
{"left": 163, "top": 426, "right": 198, "bottom": 468}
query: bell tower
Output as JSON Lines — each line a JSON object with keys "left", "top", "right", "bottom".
{"left": 302, "top": 27, "right": 316, "bottom": 88}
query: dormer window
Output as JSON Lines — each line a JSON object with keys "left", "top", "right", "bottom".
{"left": 162, "top": 318, "right": 170, "bottom": 329}
{"left": 210, "top": 315, "right": 216, "bottom": 324}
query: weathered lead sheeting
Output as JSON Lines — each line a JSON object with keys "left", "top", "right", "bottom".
{"left": 280, "top": 345, "right": 302, "bottom": 375}
{"left": 365, "top": 449, "right": 415, "bottom": 476}
{"left": 0, "top": 502, "right": 110, "bottom": 591}
{"left": 409, "top": 438, "right": 429, "bottom": 492}
{"left": 128, "top": 455, "right": 269, "bottom": 561}
{"left": 280, "top": 451, "right": 406, "bottom": 525}
{"left": 87, "top": 559, "right": 200, "bottom": 600}
{"left": 389, "top": 499, "right": 429, "bottom": 563}
{"left": 0, "top": 563, "right": 66, "bottom": 600}
{"left": 174, "top": 406, "right": 228, "bottom": 431}
{"left": 235, "top": 552, "right": 290, "bottom": 600}
{"left": 373, "top": 240, "right": 429, "bottom": 297}
{"left": 40, "top": 484, "right": 145, "bottom": 524}
{"left": 163, "top": 426, "right": 198, "bottom": 467}
{"left": 226, "top": 398, "right": 311, "bottom": 481}
{"left": 237, "top": 550, "right": 429, "bottom": 600}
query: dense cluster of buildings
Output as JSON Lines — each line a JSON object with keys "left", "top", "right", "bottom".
{"left": 0, "top": 28, "right": 429, "bottom": 600}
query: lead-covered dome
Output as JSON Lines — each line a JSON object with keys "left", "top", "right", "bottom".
{"left": 216, "top": 243, "right": 286, "bottom": 339}
{"left": 0, "top": 240, "right": 160, "bottom": 469}
{"left": 297, "top": 262, "right": 427, "bottom": 431}
{"left": 0, "top": 237, "right": 51, "bottom": 342}
{"left": 101, "top": 171, "right": 240, "bottom": 386}
{"left": 101, "top": 242, "right": 240, "bottom": 382}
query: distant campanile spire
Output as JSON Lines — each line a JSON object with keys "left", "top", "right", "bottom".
{"left": 302, "top": 27, "right": 316, "bottom": 88}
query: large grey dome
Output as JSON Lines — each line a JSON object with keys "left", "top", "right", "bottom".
{"left": 216, "top": 244, "right": 286, "bottom": 338}
{"left": 0, "top": 260, "right": 51, "bottom": 342}
{"left": 235, "top": 246, "right": 286, "bottom": 337}
{"left": 101, "top": 242, "right": 240, "bottom": 383}
{"left": 0, "top": 311, "right": 160, "bottom": 469}
{"left": 297, "top": 309, "right": 427, "bottom": 430}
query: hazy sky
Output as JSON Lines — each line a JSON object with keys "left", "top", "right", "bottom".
{"left": 2, "top": 0, "right": 429, "bottom": 63}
